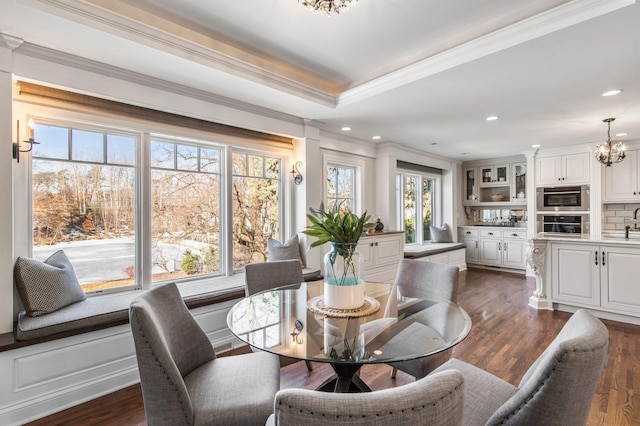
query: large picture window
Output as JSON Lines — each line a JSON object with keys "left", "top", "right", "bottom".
{"left": 30, "top": 119, "right": 284, "bottom": 293}
{"left": 32, "top": 124, "right": 136, "bottom": 292}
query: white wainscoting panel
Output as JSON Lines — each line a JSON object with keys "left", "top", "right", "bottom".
{"left": 0, "top": 299, "right": 240, "bottom": 425}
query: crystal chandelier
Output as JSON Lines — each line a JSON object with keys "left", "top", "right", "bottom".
{"left": 299, "top": 0, "right": 358, "bottom": 16}
{"left": 595, "top": 118, "right": 625, "bottom": 167}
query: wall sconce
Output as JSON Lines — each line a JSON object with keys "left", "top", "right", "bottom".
{"left": 290, "top": 161, "right": 303, "bottom": 185}
{"left": 13, "top": 119, "right": 40, "bottom": 163}
{"left": 290, "top": 319, "right": 304, "bottom": 344}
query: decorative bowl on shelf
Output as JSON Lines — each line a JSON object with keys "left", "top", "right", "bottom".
{"left": 490, "top": 194, "right": 505, "bottom": 202}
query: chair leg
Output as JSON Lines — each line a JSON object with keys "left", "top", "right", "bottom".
{"left": 390, "top": 367, "right": 398, "bottom": 379}
{"left": 305, "top": 360, "right": 313, "bottom": 371}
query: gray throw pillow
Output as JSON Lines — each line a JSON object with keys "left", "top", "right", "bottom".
{"left": 14, "top": 250, "right": 86, "bottom": 317}
{"left": 267, "top": 235, "right": 304, "bottom": 266}
{"left": 430, "top": 224, "right": 454, "bottom": 243}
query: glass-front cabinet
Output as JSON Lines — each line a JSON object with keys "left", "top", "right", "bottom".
{"left": 512, "top": 163, "right": 526, "bottom": 202}
{"left": 479, "top": 164, "right": 509, "bottom": 186}
{"left": 462, "top": 159, "right": 527, "bottom": 206}
{"left": 464, "top": 168, "right": 478, "bottom": 204}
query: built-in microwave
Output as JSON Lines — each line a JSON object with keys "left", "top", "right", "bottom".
{"left": 540, "top": 215, "right": 588, "bottom": 235}
{"left": 536, "top": 185, "right": 589, "bottom": 211}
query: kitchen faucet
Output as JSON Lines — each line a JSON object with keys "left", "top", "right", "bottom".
{"left": 632, "top": 207, "right": 640, "bottom": 231}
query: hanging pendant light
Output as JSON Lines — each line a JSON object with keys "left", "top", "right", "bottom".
{"left": 595, "top": 118, "right": 625, "bottom": 167}
{"left": 298, "top": 0, "right": 358, "bottom": 16}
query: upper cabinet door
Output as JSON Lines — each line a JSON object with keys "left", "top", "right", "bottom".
{"left": 562, "top": 153, "right": 590, "bottom": 185}
{"left": 479, "top": 164, "right": 510, "bottom": 186}
{"left": 603, "top": 150, "right": 639, "bottom": 202}
{"left": 536, "top": 153, "right": 589, "bottom": 186}
{"left": 536, "top": 156, "right": 562, "bottom": 186}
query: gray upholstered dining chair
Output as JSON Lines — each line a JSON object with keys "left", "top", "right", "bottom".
{"left": 389, "top": 259, "right": 460, "bottom": 379}
{"left": 129, "top": 282, "right": 280, "bottom": 426}
{"left": 245, "top": 260, "right": 313, "bottom": 371}
{"left": 266, "top": 369, "right": 465, "bottom": 426}
{"left": 432, "top": 308, "right": 609, "bottom": 426}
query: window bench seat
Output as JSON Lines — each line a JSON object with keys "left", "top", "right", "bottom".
{"left": 403, "top": 242, "right": 467, "bottom": 270}
{"left": 7, "top": 286, "right": 244, "bottom": 348}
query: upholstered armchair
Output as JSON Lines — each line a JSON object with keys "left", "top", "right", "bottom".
{"left": 432, "top": 308, "right": 609, "bottom": 426}
{"left": 129, "top": 282, "right": 280, "bottom": 426}
{"left": 389, "top": 259, "right": 460, "bottom": 379}
{"left": 245, "top": 260, "right": 313, "bottom": 371}
{"left": 266, "top": 369, "right": 465, "bottom": 426}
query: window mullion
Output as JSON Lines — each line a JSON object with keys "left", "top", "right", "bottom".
{"left": 222, "top": 146, "right": 234, "bottom": 275}
{"left": 138, "top": 132, "right": 152, "bottom": 289}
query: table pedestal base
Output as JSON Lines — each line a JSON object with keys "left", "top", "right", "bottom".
{"left": 317, "top": 363, "right": 371, "bottom": 393}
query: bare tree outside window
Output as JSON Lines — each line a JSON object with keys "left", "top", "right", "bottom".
{"left": 151, "top": 139, "right": 221, "bottom": 282}
{"left": 326, "top": 164, "right": 355, "bottom": 212}
{"left": 232, "top": 152, "right": 281, "bottom": 269}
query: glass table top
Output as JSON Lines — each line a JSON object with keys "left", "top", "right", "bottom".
{"left": 227, "top": 281, "right": 471, "bottom": 365}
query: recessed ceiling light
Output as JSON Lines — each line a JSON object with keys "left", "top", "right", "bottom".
{"left": 486, "top": 116, "right": 499, "bottom": 121}
{"left": 431, "top": 142, "right": 438, "bottom": 146}
{"left": 532, "top": 144, "right": 541, "bottom": 148}
{"left": 616, "top": 132, "right": 628, "bottom": 137}
{"left": 341, "top": 126, "right": 351, "bottom": 131}
{"left": 372, "top": 136, "right": 381, "bottom": 140}
{"left": 602, "top": 89, "right": 623, "bottom": 97}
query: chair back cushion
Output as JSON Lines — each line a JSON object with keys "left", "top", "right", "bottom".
{"left": 487, "top": 309, "right": 609, "bottom": 426}
{"left": 394, "top": 259, "right": 459, "bottom": 303}
{"left": 130, "top": 282, "right": 215, "bottom": 426}
{"left": 244, "top": 259, "right": 304, "bottom": 296}
{"left": 272, "top": 369, "right": 464, "bottom": 426}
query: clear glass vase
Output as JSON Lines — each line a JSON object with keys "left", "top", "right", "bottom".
{"left": 323, "top": 242, "right": 365, "bottom": 309}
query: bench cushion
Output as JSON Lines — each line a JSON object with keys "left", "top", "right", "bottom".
{"left": 404, "top": 243, "right": 466, "bottom": 259}
{"left": 16, "top": 291, "right": 139, "bottom": 340}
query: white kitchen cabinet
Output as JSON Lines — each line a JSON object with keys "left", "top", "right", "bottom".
{"left": 502, "top": 235, "right": 528, "bottom": 269}
{"left": 550, "top": 242, "right": 640, "bottom": 316}
{"left": 551, "top": 243, "right": 600, "bottom": 307}
{"left": 601, "top": 246, "right": 640, "bottom": 315}
{"left": 603, "top": 150, "right": 640, "bottom": 202}
{"left": 459, "top": 228, "right": 479, "bottom": 263}
{"left": 359, "top": 232, "right": 404, "bottom": 283}
{"left": 536, "top": 153, "right": 590, "bottom": 186}
{"left": 465, "top": 227, "right": 527, "bottom": 270}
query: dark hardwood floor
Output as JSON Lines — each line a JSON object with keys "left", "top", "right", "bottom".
{"left": 27, "top": 268, "right": 640, "bottom": 426}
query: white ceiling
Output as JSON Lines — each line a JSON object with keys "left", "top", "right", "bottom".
{"left": 1, "top": 0, "right": 639, "bottom": 160}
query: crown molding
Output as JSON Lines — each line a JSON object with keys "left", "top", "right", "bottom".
{"left": 19, "top": 0, "right": 337, "bottom": 107}
{"left": 15, "top": 42, "right": 305, "bottom": 127}
{"left": 338, "top": 0, "right": 635, "bottom": 106}
{"left": 0, "top": 33, "right": 24, "bottom": 50}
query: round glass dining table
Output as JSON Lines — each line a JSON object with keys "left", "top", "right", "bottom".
{"left": 227, "top": 280, "right": 471, "bottom": 393}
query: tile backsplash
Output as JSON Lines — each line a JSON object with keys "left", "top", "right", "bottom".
{"left": 603, "top": 203, "right": 640, "bottom": 231}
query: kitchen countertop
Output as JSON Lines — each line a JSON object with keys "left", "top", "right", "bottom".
{"left": 534, "top": 232, "right": 640, "bottom": 246}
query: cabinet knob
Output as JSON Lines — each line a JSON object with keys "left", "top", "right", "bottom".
{"left": 370, "top": 243, "right": 374, "bottom": 247}
{"left": 466, "top": 231, "right": 471, "bottom": 234}
{"left": 375, "top": 242, "right": 378, "bottom": 246}
{"left": 595, "top": 250, "right": 598, "bottom": 266}
{"left": 512, "top": 233, "right": 518, "bottom": 237}
{"left": 558, "top": 178, "right": 561, "bottom": 181}
{"left": 488, "top": 232, "right": 493, "bottom": 235}
{"left": 602, "top": 251, "right": 605, "bottom": 266}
